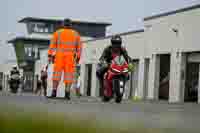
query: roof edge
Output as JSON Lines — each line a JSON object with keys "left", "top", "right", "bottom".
{"left": 18, "top": 17, "right": 112, "bottom": 26}
{"left": 7, "top": 37, "right": 50, "bottom": 44}
{"left": 144, "top": 4, "right": 200, "bottom": 21}
{"left": 84, "top": 29, "right": 144, "bottom": 43}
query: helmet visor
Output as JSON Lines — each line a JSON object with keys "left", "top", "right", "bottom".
{"left": 112, "top": 41, "right": 121, "bottom": 48}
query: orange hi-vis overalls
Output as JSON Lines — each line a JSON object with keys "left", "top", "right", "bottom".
{"left": 48, "top": 28, "right": 82, "bottom": 84}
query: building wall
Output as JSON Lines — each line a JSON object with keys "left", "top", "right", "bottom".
{"left": 144, "top": 8, "right": 200, "bottom": 54}
{"left": 0, "top": 62, "right": 18, "bottom": 75}
{"left": 83, "top": 39, "right": 109, "bottom": 64}
{"left": 83, "top": 8, "right": 200, "bottom": 64}
{"left": 143, "top": 7, "right": 200, "bottom": 102}
{"left": 35, "top": 49, "right": 48, "bottom": 76}
{"left": 123, "top": 32, "right": 146, "bottom": 59}
{"left": 13, "top": 41, "right": 26, "bottom": 67}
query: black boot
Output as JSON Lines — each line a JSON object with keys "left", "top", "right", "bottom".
{"left": 51, "top": 89, "right": 57, "bottom": 98}
{"left": 65, "top": 91, "right": 70, "bottom": 100}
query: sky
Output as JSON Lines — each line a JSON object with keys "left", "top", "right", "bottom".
{"left": 0, "top": 0, "right": 200, "bottom": 63}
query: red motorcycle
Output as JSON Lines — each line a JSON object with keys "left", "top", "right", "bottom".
{"left": 103, "top": 55, "right": 129, "bottom": 103}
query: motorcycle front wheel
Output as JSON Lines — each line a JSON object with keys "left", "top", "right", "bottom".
{"left": 102, "top": 96, "right": 111, "bottom": 102}
{"left": 115, "top": 96, "right": 122, "bottom": 103}
{"left": 113, "top": 79, "right": 124, "bottom": 104}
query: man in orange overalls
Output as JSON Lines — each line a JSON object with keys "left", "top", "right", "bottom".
{"left": 48, "top": 19, "right": 82, "bottom": 100}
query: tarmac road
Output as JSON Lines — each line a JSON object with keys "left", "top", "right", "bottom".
{"left": 0, "top": 92, "right": 200, "bottom": 132}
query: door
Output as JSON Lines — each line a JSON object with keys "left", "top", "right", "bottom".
{"left": 86, "top": 64, "right": 92, "bottom": 96}
{"left": 144, "top": 58, "right": 150, "bottom": 99}
{"left": 0, "top": 72, "right": 3, "bottom": 91}
{"left": 23, "top": 71, "right": 34, "bottom": 92}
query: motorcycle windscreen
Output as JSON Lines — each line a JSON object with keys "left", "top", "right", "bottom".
{"left": 113, "top": 56, "right": 126, "bottom": 66}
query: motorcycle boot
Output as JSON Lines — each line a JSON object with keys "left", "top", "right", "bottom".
{"left": 64, "top": 84, "right": 71, "bottom": 100}
{"left": 65, "top": 91, "right": 71, "bottom": 100}
{"left": 51, "top": 89, "right": 57, "bottom": 98}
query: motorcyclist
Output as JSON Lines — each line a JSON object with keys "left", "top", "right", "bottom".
{"left": 10, "top": 65, "right": 20, "bottom": 80}
{"left": 96, "top": 35, "right": 133, "bottom": 96}
{"left": 9, "top": 65, "right": 20, "bottom": 92}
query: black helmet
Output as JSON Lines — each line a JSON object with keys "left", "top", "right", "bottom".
{"left": 111, "top": 35, "right": 122, "bottom": 47}
{"left": 12, "top": 65, "right": 17, "bottom": 70}
{"left": 63, "top": 18, "right": 72, "bottom": 27}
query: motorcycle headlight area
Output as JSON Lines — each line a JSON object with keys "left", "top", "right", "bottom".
{"left": 111, "top": 68, "right": 121, "bottom": 73}
{"left": 123, "top": 68, "right": 129, "bottom": 73}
